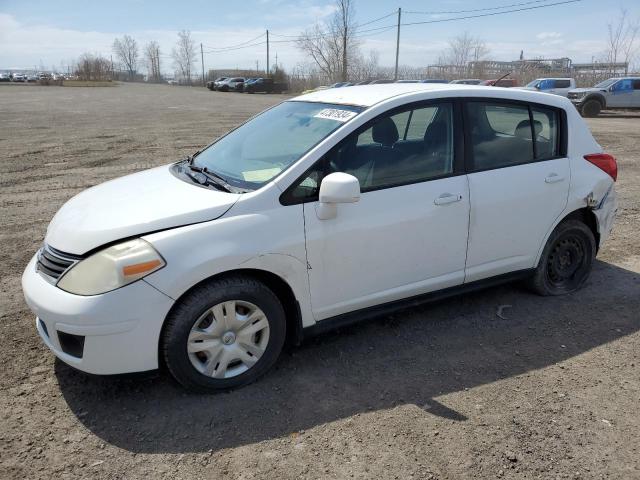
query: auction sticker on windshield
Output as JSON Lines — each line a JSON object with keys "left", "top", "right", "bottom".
{"left": 314, "top": 108, "right": 358, "bottom": 122}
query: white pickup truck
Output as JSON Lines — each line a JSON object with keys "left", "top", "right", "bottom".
{"left": 521, "top": 78, "right": 576, "bottom": 97}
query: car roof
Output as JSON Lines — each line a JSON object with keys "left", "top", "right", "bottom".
{"left": 291, "top": 83, "right": 566, "bottom": 108}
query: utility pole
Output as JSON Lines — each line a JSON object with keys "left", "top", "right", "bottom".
{"left": 256, "top": 60, "right": 259, "bottom": 74}
{"left": 394, "top": 7, "right": 402, "bottom": 81}
{"left": 275, "top": 52, "right": 278, "bottom": 73}
{"left": 200, "top": 43, "right": 205, "bottom": 86}
{"left": 266, "top": 29, "right": 270, "bottom": 77}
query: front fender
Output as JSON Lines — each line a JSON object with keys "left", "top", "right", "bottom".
{"left": 141, "top": 207, "right": 315, "bottom": 328}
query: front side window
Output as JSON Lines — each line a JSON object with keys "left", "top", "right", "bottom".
{"left": 192, "top": 101, "right": 362, "bottom": 190}
{"left": 286, "top": 102, "right": 454, "bottom": 201}
{"left": 467, "top": 101, "right": 560, "bottom": 171}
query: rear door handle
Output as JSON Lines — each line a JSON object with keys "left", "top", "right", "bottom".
{"left": 545, "top": 173, "right": 565, "bottom": 184}
{"left": 434, "top": 193, "right": 462, "bottom": 206}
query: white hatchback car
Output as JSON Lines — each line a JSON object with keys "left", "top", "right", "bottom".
{"left": 22, "top": 84, "right": 617, "bottom": 392}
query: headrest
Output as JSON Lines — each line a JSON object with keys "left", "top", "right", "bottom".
{"left": 372, "top": 117, "right": 399, "bottom": 146}
{"left": 515, "top": 119, "right": 543, "bottom": 139}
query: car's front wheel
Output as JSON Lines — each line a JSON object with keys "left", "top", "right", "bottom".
{"left": 528, "top": 219, "right": 596, "bottom": 296}
{"left": 162, "top": 275, "right": 286, "bottom": 392}
{"left": 581, "top": 99, "right": 601, "bottom": 117}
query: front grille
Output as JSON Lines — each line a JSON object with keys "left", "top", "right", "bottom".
{"left": 36, "top": 244, "right": 82, "bottom": 281}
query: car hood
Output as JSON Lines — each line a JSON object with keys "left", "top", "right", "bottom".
{"left": 569, "top": 87, "right": 601, "bottom": 94}
{"left": 45, "top": 164, "right": 240, "bottom": 255}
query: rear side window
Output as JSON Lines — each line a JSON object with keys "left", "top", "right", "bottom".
{"left": 555, "top": 79, "right": 571, "bottom": 88}
{"left": 466, "top": 101, "right": 560, "bottom": 171}
{"left": 633, "top": 79, "right": 640, "bottom": 90}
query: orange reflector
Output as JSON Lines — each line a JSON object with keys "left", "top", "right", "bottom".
{"left": 122, "top": 259, "right": 162, "bottom": 277}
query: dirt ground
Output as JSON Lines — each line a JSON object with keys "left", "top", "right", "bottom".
{"left": 0, "top": 83, "right": 638, "bottom": 480}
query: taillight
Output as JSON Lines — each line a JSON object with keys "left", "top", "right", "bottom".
{"left": 584, "top": 153, "right": 617, "bottom": 182}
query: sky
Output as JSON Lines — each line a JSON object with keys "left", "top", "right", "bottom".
{"left": 1, "top": 0, "right": 639, "bottom": 73}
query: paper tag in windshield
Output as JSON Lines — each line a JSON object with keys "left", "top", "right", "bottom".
{"left": 314, "top": 108, "right": 357, "bottom": 122}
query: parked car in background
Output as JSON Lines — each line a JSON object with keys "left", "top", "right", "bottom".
{"left": 450, "top": 79, "right": 483, "bottom": 85}
{"left": 23, "top": 83, "right": 617, "bottom": 392}
{"left": 568, "top": 77, "right": 640, "bottom": 117}
{"left": 395, "top": 79, "right": 420, "bottom": 83}
{"left": 0, "top": 74, "right": 10, "bottom": 82}
{"left": 167, "top": 80, "right": 178, "bottom": 85}
{"left": 328, "top": 82, "right": 352, "bottom": 88}
{"left": 243, "top": 77, "right": 287, "bottom": 93}
{"left": 521, "top": 78, "right": 576, "bottom": 97}
{"left": 370, "top": 79, "right": 395, "bottom": 84}
{"left": 12, "top": 74, "right": 26, "bottom": 82}
{"left": 355, "top": 80, "right": 372, "bottom": 85}
{"left": 27, "top": 75, "right": 39, "bottom": 82}
{"left": 209, "top": 77, "right": 228, "bottom": 90}
{"left": 217, "top": 77, "right": 245, "bottom": 92}
{"left": 420, "top": 79, "right": 449, "bottom": 84}
{"left": 481, "top": 78, "right": 518, "bottom": 87}
{"left": 241, "top": 78, "right": 258, "bottom": 90}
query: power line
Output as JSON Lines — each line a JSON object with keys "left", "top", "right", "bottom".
{"left": 401, "top": 0, "right": 582, "bottom": 27}
{"left": 405, "top": 0, "right": 557, "bottom": 15}
{"left": 198, "top": 0, "right": 579, "bottom": 56}
{"left": 201, "top": 32, "right": 266, "bottom": 52}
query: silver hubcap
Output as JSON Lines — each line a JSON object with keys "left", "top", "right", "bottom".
{"left": 187, "top": 300, "right": 270, "bottom": 379}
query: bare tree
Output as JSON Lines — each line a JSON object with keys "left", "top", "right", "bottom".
{"left": 172, "top": 30, "right": 196, "bottom": 85}
{"left": 606, "top": 8, "right": 639, "bottom": 74}
{"left": 144, "top": 41, "right": 162, "bottom": 83}
{"left": 74, "top": 53, "right": 112, "bottom": 81}
{"left": 443, "top": 32, "right": 489, "bottom": 74}
{"left": 112, "top": 35, "right": 139, "bottom": 80}
{"left": 297, "top": 0, "right": 358, "bottom": 83}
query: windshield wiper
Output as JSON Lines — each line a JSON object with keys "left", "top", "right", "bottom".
{"left": 186, "top": 164, "right": 234, "bottom": 193}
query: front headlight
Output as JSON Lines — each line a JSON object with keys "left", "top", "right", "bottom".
{"left": 57, "top": 238, "right": 165, "bottom": 295}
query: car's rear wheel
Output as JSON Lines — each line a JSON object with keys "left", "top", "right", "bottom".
{"left": 581, "top": 99, "right": 601, "bottom": 117}
{"left": 162, "top": 275, "right": 286, "bottom": 392}
{"left": 528, "top": 219, "right": 596, "bottom": 296}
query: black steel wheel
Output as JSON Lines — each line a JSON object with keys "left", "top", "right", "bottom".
{"left": 528, "top": 219, "right": 596, "bottom": 295}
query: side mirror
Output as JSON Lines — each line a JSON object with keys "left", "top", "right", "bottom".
{"left": 316, "top": 172, "right": 360, "bottom": 220}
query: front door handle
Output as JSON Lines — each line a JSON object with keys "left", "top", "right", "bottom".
{"left": 434, "top": 193, "right": 462, "bottom": 206}
{"left": 545, "top": 173, "right": 565, "bottom": 184}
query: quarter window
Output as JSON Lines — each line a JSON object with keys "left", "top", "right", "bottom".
{"left": 531, "top": 106, "right": 559, "bottom": 159}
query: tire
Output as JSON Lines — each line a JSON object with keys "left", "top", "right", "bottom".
{"left": 162, "top": 275, "right": 286, "bottom": 392}
{"left": 528, "top": 219, "right": 596, "bottom": 296}
{"left": 581, "top": 99, "right": 601, "bottom": 118}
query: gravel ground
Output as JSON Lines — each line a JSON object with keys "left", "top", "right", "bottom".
{"left": 0, "top": 83, "right": 638, "bottom": 480}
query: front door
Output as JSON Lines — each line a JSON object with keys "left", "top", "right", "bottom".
{"left": 295, "top": 101, "right": 470, "bottom": 320}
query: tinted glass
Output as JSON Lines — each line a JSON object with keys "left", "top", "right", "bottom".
{"left": 193, "top": 102, "right": 362, "bottom": 190}
{"left": 531, "top": 106, "right": 559, "bottom": 159}
{"left": 467, "top": 102, "right": 534, "bottom": 170}
{"left": 288, "top": 103, "right": 454, "bottom": 200}
{"left": 633, "top": 79, "right": 640, "bottom": 90}
{"left": 555, "top": 79, "right": 571, "bottom": 88}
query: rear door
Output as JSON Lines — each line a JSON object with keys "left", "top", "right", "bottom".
{"left": 464, "top": 100, "right": 569, "bottom": 282}
{"left": 632, "top": 79, "right": 640, "bottom": 107}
